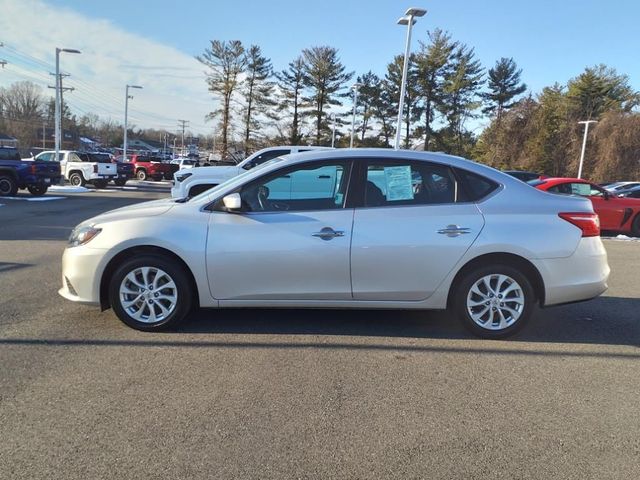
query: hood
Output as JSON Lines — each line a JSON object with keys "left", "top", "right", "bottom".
{"left": 84, "top": 198, "right": 176, "bottom": 227}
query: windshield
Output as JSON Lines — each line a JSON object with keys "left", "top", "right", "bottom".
{"left": 186, "top": 157, "right": 285, "bottom": 203}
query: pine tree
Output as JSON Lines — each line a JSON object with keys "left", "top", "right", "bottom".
{"left": 481, "top": 57, "right": 527, "bottom": 122}
{"left": 196, "top": 40, "right": 246, "bottom": 159}
{"left": 275, "top": 56, "right": 306, "bottom": 145}
{"left": 354, "top": 71, "right": 380, "bottom": 143}
{"left": 415, "top": 29, "right": 458, "bottom": 150}
{"left": 242, "top": 45, "right": 275, "bottom": 153}
{"left": 438, "top": 44, "right": 484, "bottom": 155}
{"left": 301, "top": 46, "right": 353, "bottom": 145}
{"left": 385, "top": 54, "right": 419, "bottom": 148}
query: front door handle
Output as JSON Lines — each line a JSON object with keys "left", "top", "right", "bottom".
{"left": 312, "top": 227, "right": 345, "bottom": 241}
{"left": 437, "top": 225, "right": 471, "bottom": 237}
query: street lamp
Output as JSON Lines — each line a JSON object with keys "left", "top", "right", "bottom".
{"left": 577, "top": 120, "right": 597, "bottom": 179}
{"left": 123, "top": 84, "right": 143, "bottom": 161}
{"left": 394, "top": 7, "right": 427, "bottom": 150}
{"left": 350, "top": 82, "right": 363, "bottom": 148}
{"left": 54, "top": 48, "right": 80, "bottom": 162}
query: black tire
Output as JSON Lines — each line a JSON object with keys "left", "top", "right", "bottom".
{"left": 93, "top": 179, "right": 108, "bottom": 189}
{"left": 114, "top": 178, "right": 127, "bottom": 186}
{"left": 631, "top": 214, "right": 640, "bottom": 238}
{"left": 136, "top": 169, "right": 147, "bottom": 181}
{"left": 69, "top": 172, "right": 86, "bottom": 187}
{"left": 0, "top": 174, "right": 19, "bottom": 196}
{"left": 452, "top": 263, "right": 536, "bottom": 339}
{"left": 27, "top": 184, "right": 48, "bottom": 196}
{"left": 164, "top": 173, "right": 173, "bottom": 181}
{"left": 109, "top": 254, "right": 193, "bottom": 331}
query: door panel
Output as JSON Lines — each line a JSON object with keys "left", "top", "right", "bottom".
{"left": 351, "top": 204, "right": 484, "bottom": 301}
{"left": 207, "top": 210, "right": 354, "bottom": 300}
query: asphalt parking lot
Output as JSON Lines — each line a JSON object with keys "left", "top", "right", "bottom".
{"left": 1, "top": 183, "right": 639, "bottom": 480}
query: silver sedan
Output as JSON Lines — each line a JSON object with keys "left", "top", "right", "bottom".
{"left": 59, "top": 149, "right": 610, "bottom": 338}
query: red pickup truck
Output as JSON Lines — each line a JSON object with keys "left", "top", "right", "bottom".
{"left": 116, "top": 155, "right": 172, "bottom": 181}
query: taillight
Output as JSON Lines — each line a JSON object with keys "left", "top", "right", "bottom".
{"left": 93, "top": 164, "right": 98, "bottom": 173}
{"left": 559, "top": 212, "right": 600, "bottom": 237}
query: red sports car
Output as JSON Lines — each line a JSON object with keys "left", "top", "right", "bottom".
{"left": 532, "top": 177, "right": 640, "bottom": 237}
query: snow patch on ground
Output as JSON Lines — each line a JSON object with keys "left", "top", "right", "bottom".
{"left": 603, "top": 235, "right": 640, "bottom": 242}
{"left": 2, "top": 196, "right": 66, "bottom": 202}
{"left": 49, "top": 185, "right": 90, "bottom": 193}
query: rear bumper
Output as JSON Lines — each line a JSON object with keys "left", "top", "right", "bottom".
{"left": 532, "top": 236, "right": 610, "bottom": 306}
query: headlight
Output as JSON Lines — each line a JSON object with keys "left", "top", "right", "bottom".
{"left": 68, "top": 225, "right": 102, "bottom": 248}
{"left": 175, "top": 172, "right": 193, "bottom": 182}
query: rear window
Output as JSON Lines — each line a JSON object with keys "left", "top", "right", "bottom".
{"left": 87, "top": 153, "right": 112, "bottom": 163}
{"left": 0, "top": 148, "right": 20, "bottom": 160}
{"left": 455, "top": 168, "right": 499, "bottom": 201}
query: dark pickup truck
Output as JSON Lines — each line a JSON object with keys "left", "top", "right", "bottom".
{"left": 0, "top": 146, "right": 62, "bottom": 196}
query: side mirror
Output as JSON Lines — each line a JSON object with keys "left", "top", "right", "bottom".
{"left": 222, "top": 193, "right": 242, "bottom": 211}
{"left": 603, "top": 191, "right": 610, "bottom": 200}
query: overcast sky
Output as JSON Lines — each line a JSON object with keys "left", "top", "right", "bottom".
{"left": 1, "top": 0, "right": 638, "bottom": 137}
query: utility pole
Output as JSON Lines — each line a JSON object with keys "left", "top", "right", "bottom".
{"left": 48, "top": 73, "right": 74, "bottom": 151}
{"left": 123, "top": 84, "right": 143, "bottom": 161}
{"left": 177, "top": 120, "right": 189, "bottom": 157}
{"left": 53, "top": 48, "right": 80, "bottom": 161}
{"left": 42, "top": 122, "right": 46, "bottom": 149}
{"left": 577, "top": 120, "right": 598, "bottom": 179}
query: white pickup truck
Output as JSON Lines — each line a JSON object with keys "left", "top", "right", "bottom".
{"left": 35, "top": 150, "right": 117, "bottom": 188}
{"left": 171, "top": 146, "right": 332, "bottom": 199}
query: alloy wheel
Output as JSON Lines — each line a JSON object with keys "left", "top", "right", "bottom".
{"left": 466, "top": 274, "right": 525, "bottom": 331}
{"left": 119, "top": 266, "right": 178, "bottom": 324}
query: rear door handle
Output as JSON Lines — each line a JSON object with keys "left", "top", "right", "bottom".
{"left": 312, "top": 227, "right": 345, "bottom": 241}
{"left": 318, "top": 175, "right": 331, "bottom": 179}
{"left": 437, "top": 225, "right": 471, "bottom": 237}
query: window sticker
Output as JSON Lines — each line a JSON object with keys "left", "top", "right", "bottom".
{"left": 384, "top": 166, "right": 414, "bottom": 201}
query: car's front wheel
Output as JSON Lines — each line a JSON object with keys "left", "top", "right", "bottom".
{"left": 452, "top": 264, "right": 535, "bottom": 339}
{"left": 108, "top": 255, "right": 193, "bottom": 331}
{"left": 631, "top": 214, "right": 640, "bottom": 238}
{"left": 136, "top": 169, "right": 147, "bottom": 181}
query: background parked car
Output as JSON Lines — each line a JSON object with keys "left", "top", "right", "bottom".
{"left": 603, "top": 181, "right": 640, "bottom": 192}
{"left": 35, "top": 150, "right": 116, "bottom": 188}
{"left": 114, "top": 154, "right": 172, "bottom": 181}
{"left": 0, "top": 146, "right": 62, "bottom": 196}
{"left": 615, "top": 185, "right": 640, "bottom": 199}
{"left": 171, "top": 145, "right": 332, "bottom": 199}
{"left": 503, "top": 170, "right": 546, "bottom": 182}
{"left": 532, "top": 177, "right": 640, "bottom": 236}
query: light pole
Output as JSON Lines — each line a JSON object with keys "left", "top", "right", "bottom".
{"left": 54, "top": 48, "right": 80, "bottom": 162}
{"left": 577, "top": 120, "right": 597, "bottom": 179}
{"left": 123, "top": 84, "right": 143, "bottom": 160}
{"left": 350, "top": 83, "right": 363, "bottom": 148}
{"left": 330, "top": 113, "right": 337, "bottom": 148}
{"left": 394, "top": 7, "right": 426, "bottom": 150}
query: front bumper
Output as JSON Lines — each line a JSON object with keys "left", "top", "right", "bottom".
{"left": 533, "top": 236, "right": 610, "bottom": 306}
{"left": 58, "top": 246, "right": 107, "bottom": 306}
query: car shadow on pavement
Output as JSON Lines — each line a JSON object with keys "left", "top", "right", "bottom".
{"left": 176, "top": 296, "right": 640, "bottom": 348}
{"left": 0, "top": 262, "right": 33, "bottom": 273}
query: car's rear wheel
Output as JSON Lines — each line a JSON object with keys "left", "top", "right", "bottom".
{"left": 27, "top": 184, "right": 48, "bottom": 196}
{"left": 69, "top": 172, "right": 85, "bottom": 187}
{"left": 108, "top": 255, "right": 193, "bottom": 331}
{"left": 452, "top": 264, "right": 535, "bottom": 339}
{"left": 136, "top": 169, "right": 147, "bottom": 181}
{"left": 631, "top": 214, "right": 640, "bottom": 238}
{"left": 0, "top": 174, "right": 19, "bottom": 196}
{"left": 93, "top": 179, "right": 108, "bottom": 189}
